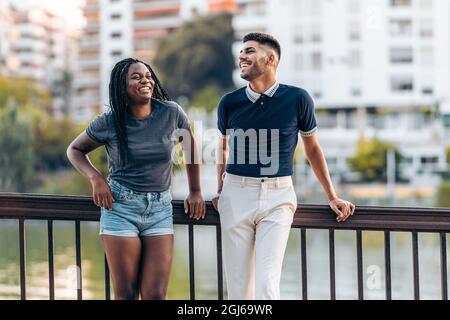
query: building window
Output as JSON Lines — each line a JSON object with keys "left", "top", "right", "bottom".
{"left": 422, "top": 87, "right": 433, "bottom": 95}
{"left": 111, "top": 32, "right": 122, "bottom": 39}
{"left": 350, "top": 87, "right": 362, "bottom": 96}
{"left": 294, "top": 52, "right": 304, "bottom": 71}
{"left": 419, "top": 19, "right": 433, "bottom": 38}
{"left": 349, "top": 21, "right": 361, "bottom": 41}
{"left": 311, "top": 25, "right": 322, "bottom": 43}
{"left": 421, "top": 76, "right": 434, "bottom": 95}
{"left": 391, "top": 75, "right": 413, "bottom": 92}
{"left": 111, "top": 50, "right": 122, "bottom": 57}
{"left": 312, "top": 52, "right": 322, "bottom": 70}
{"left": 390, "top": 47, "right": 413, "bottom": 64}
{"left": 389, "top": 19, "right": 412, "bottom": 36}
{"left": 293, "top": 26, "right": 304, "bottom": 44}
{"left": 390, "top": 0, "right": 412, "bottom": 7}
{"left": 111, "top": 13, "right": 121, "bottom": 20}
{"left": 349, "top": 50, "right": 361, "bottom": 68}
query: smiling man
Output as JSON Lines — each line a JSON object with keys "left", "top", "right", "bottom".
{"left": 212, "top": 33, "right": 356, "bottom": 300}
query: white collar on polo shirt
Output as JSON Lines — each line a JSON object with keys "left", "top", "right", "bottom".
{"left": 245, "top": 81, "right": 280, "bottom": 103}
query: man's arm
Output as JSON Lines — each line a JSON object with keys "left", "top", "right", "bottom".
{"left": 301, "top": 133, "right": 355, "bottom": 222}
{"left": 212, "top": 135, "right": 229, "bottom": 211}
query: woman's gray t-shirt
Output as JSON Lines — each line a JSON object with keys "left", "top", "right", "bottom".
{"left": 85, "top": 99, "right": 190, "bottom": 192}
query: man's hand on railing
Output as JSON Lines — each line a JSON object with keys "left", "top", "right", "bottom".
{"left": 211, "top": 193, "right": 220, "bottom": 212}
{"left": 329, "top": 198, "right": 355, "bottom": 223}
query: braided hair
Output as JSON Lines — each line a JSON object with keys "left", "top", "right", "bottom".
{"left": 108, "top": 58, "right": 170, "bottom": 165}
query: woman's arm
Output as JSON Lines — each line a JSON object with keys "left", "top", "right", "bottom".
{"left": 180, "top": 128, "right": 205, "bottom": 220}
{"left": 66, "top": 132, "right": 114, "bottom": 210}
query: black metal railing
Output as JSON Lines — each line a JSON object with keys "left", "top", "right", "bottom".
{"left": 1, "top": 193, "right": 450, "bottom": 300}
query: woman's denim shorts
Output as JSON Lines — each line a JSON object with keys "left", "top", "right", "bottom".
{"left": 99, "top": 179, "right": 173, "bottom": 237}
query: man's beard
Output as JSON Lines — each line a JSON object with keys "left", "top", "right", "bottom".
{"left": 240, "top": 65, "right": 264, "bottom": 81}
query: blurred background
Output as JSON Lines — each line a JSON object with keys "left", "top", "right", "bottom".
{"left": 1, "top": 0, "right": 450, "bottom": 300}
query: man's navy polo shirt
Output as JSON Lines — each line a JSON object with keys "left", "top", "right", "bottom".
{"left": 217, "top": 83, "right": 317, "bottom": 178}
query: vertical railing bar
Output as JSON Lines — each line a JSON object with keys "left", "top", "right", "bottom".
{"left": 356, "top": 230, "right": 364, "bottom": 300}
{"left": 440, "top": 232, "right": 448, "bottom": 301}
{"left": 384, "top": 231, "right": 392, "bottom": 300}
{"left": 329, "top": 229, "right": 336, "bottom": 300}
{"left": 19, "top": 218, "right": 26, "bottom": 300}
{"left": 75, "top": 220, "right": 83, "bottom": 300}
{"left": 188, "top": 224, "right": 195, "bottom": 300}
{"left": 412, "top": 231, "right": 420, "bottom": 300}
{"left": 104, "top": 255, "right": 111, "bottom": 300}
{"left": 301, "top": 228, "right": 308, "bottom": 300}
{"left": 216, "top": 225, "right": 223, "bottom": 300}
{"left": 47, "top": 220, "right": 55, "bottom": 300}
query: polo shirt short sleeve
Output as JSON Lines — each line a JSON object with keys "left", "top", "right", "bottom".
{"left": 217, "top": 95, "right": 228, "bottom": 136}
{"left": 298, "top": 90, "right": 318, "bottom": 137}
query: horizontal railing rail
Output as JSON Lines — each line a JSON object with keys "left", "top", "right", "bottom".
{"left": 1, "top": 193, "right": 450, "bottom": 300}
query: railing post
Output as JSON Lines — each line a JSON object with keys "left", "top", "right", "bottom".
{"left": 19, "top": 218, "right": 26, "bottom": 300}
{"left": 188, "top": 224, "right": 195, "bottom": 300}
{"left": 440, "top": 232, "right": 448, "bottom": 301}
{"left": 329, "top": 229, "right": 336, "bottom": 300}
{"left": 384, "top": 231, "right": 392, "bottom": 300}
{"left": 75, "top": 220, "right": 83, "bottom": 300}
{"left": 356, "top": 230, "right": 364, "bottom": 300}
{"left": 412, "top": 232, "right": 420, "bottom": 300}
{"left": 216, "top": 225, "right": 223, "bottom": 300}
{"left": 104, "top": 255, "right": 111, "bottom": 300}
{"left": 48, "top": 220, "right": 55, "bottom": 300}
{"left": 300, "top": 228, "right": 307, "bottom": 300}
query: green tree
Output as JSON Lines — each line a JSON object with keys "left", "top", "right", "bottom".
{"left": 190, "top": 85, "right": 223, "bottom": 113}
{"left": 154, "top": 13, "right": 235, "bottom": 99}
{"left": 348, "top": 139, "right": 402, "bottom": 182}
{"left": 50, "top": 70, "right": 74, "bottom": 116}
{"left": 436, "top": 181, "right": 450, "bottom": 208}
{"left": 446, "top": 146, "right": 450, "bottom": 165}
{"left": 0, "top": 74, "right": 50, "bottom": 110}
{"left": 32, "top": 115, "right": 81, "bottom": 171}
{"left": 0, "top": 106, "right": 35, "bottom": 192}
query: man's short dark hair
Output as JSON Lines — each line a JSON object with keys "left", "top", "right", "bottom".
{"left": 243, "top": 32, "right": 281, "bottom": 59}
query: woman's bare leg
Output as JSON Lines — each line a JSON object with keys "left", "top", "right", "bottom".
{"left": 139, "top": 235, "right": 174, "bottom": 300}
{"left": 101, "top": 235, "right": 142, "bottom": 300}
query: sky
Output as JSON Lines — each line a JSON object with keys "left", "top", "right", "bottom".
{"left": 11, "top": 0, "right": 86, "bottom": 29}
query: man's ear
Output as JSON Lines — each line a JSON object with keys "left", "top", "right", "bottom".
{"left": 268, "top": 52, "right": 276, "bottom": 66}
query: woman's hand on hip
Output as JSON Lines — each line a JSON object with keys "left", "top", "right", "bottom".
{"left": 90, "top": 175, "right": 114, "bottom": 211}
{"left": 184, "top": 191, "right": 206, "bottom": 220}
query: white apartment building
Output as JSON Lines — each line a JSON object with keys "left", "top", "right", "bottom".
{"left": 232, "top": 0, "right": 450, "bottom": 184}
{"left": 75, "top": 0, "right": 236, "bottom": 123}
{"left": 74, "top": 0, "right": 184, "bottom": 122}
{"left": 0, "top": 1, "right": 19, "bottom": 76}
{"left": 0, "top": 1, "right": 80, "bottom": 116}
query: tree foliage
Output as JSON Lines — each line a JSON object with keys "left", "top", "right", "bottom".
{"left": 348, "top": 139, "right": 402, "bottom": 182}
{"left": 436, "top": 181, "right": 450, "bottom": 208}
{"left": 190, "top": 85, "right": 223, "bottom": 113}
{"left": 0, "top": 106, "right": 35, "bottom": 192}
{"left": 0, "top": 74, "right": 50, "bottom": 110}
{"left": 154, "top": 13, "right": 235, "bottom": 99}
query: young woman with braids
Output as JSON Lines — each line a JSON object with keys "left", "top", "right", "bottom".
{"left": 67, "top": 58, "right": 205, "bottom": 300}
